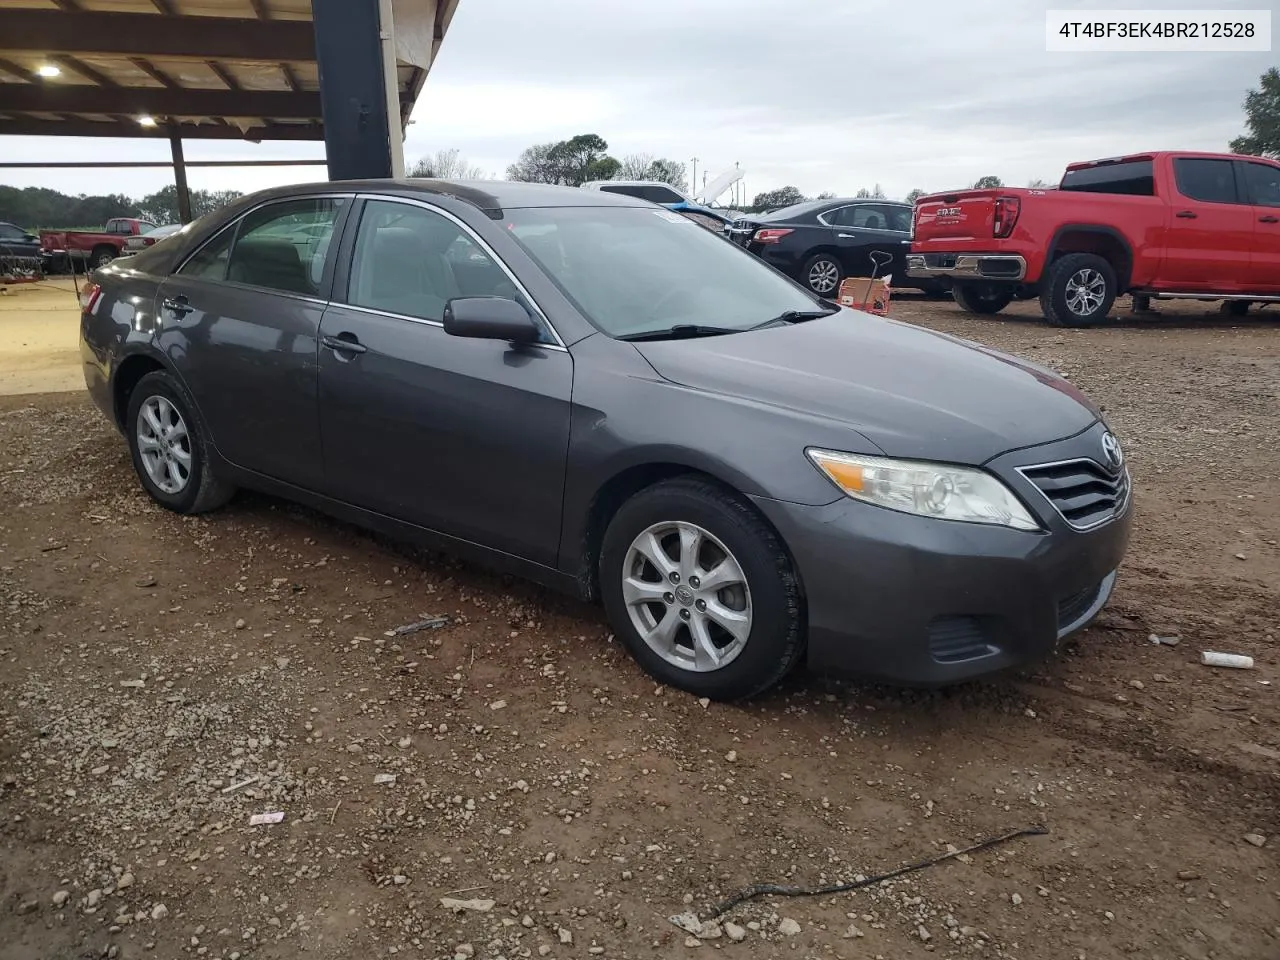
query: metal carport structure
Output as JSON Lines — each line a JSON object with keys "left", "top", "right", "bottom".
{"left": 0, "top": 0, "right": 461, "bottom": 220}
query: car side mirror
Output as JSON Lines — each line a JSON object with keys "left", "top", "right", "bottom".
{"left": 443, "top": 296, "right": 541, "bottom": 344}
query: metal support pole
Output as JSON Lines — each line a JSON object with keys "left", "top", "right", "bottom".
{"left": 313, "top": 0, "right": 394, "bottom": 181}
{"left": 170, "top": 134, "right": 192, "bottom": 224}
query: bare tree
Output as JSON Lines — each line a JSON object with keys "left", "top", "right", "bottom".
{"left": 1027, "top": 178, "right": 1049, "bottom": 188}
{"left": 615, "top": 153, "right": 689, "bottom": 191}
{"left": 409, "top": 148, "right": 487, "bottom": 180}
{"left": 854, "top": 184, "right": 886, "bottom": 199}
{"left": 616, "top": 153, "right": 656, "bottom": 180}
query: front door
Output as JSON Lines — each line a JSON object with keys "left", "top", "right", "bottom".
{"left": 317, "top": 197, "right": 573, "bottom": 568}
{"left": 1159, "top": 156, "right": 1255, "bottom": 291}
{"left": 1238, "top": 158, "right": 1280, "bottom": 293}
{"left": 155, "top": 195, "right": 348, "bottom": 490}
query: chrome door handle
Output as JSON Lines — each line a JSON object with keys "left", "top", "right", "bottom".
{"left": 161, "top": 295, "right": 192, "bottom": 316}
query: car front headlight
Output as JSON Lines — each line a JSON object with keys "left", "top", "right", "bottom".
{"left": 807, "top": 449, "right": 1040, "bottom": 531}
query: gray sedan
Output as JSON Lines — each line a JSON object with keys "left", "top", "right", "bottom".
{"left": 79, "top": 180, "right": 1132, "bottom": 701}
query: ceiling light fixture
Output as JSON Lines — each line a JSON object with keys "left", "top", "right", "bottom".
{"left": 137, "top": 115, "right": 157, "bottom": 127}
{"left": 36, "top": 64, "right": 61, "bottom": 78}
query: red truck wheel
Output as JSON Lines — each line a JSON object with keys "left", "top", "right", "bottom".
{"left": 91, "top": 246, "right": 116, "bottom": 269}
{"left": 1040, "top": 253, "right": 1116, "bottom": 327}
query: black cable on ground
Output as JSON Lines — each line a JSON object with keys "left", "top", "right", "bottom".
{"left": 684, "top": 824, "right": 1049, "bottom": 924}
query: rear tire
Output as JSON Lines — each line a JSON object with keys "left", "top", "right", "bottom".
{"left": 91, "top": 246, "right": 116, "bottom": 269}
{"left": 801, "top": 253, "right": 842, "bottom": 297}
{"left": 600, "top": 477, "right": 804, "bottom": 701}
{"left": 126, "top": 370, "right": 234, "bottom": 515}
{"left": 952, "top": 282, "right": 1015, "bottom": 315}
{"left": 1039, "top": 253, "right": 1116, "bottom": 327}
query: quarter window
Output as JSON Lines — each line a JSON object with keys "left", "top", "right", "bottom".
{"left": 1173, "top": 158, "right": 1240, "bottom": 204}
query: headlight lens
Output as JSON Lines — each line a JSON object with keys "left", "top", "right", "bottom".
{"left": 807, "top": 449, "right": 1040, "bottom": 531}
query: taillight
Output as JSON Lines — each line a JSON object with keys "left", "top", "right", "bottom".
{"left": 143, "top": 237, "right": 157, "bottom": 246}
{"left": 753, "top": 228, "right": 794, "bottom": 244}
{"left": 79, "top": 281, "right": 103, "bottom": 312}
{"left": 993, "top": 197, "right": 1021, "bottom": 238}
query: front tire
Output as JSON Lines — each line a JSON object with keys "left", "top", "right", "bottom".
{"left": 1039, "top": 253, "right": 1116, "bottom": 327}
{"left": 126, "top": 370, "right": 234, "bottom": 514}
{"left": 801, "top": 253, "right": 842, "bottom": 297}
{"left": 600, "top": 477, "right": 804, "bottom": 701}
{"left": 952, "top": 282, "right": 1014, "bottom": 315}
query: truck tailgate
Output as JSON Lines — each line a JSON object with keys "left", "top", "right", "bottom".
{"left": 914, "top": 191, "right": 1003, "bottom": 243}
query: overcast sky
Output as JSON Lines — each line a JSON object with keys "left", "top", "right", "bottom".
{"left": 2, "top": 0, "right": 1273, "bottom": 203}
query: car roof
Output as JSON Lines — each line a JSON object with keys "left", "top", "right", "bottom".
{"left": 234, "top": 179, "right": 651, "bottom": 213}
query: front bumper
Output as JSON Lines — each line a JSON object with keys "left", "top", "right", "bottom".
{"left": 751, "top": 425, "right": 1132, "bottom": 686}
{"left": 907, "top": 252, "right": 1027, "bottom": 281}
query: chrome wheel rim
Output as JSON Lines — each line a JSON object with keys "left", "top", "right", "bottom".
{"left": 808, "top": 259, "right": 839, "bottom": 294}
{"left": 621, "top": 521, "right": 752, "bottom": 673}
{"left": 1065, "top": 268, "right": 1107, "bottom": 316}
{"left": 137, "top": 395, "right": 192, "bottom": 495}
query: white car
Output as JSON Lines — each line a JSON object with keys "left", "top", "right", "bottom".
{"left": 120, "top": 223, "right": 184, "bottom": 257}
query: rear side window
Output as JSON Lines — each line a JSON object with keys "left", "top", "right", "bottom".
{"left": 1060, "top": 160, "right": 1155, "bottom": 196}
{"left": 1173, "top": 158, "right": 1240, "bottom": 204}
{"left": 226, "top": 197, "right": 346, "bottom": 296}
{"left": 178, "top": 224, "right": 237, "bottom": 280}
{"left": 1240, "top": 161, "right": 1280, "bottom": 208}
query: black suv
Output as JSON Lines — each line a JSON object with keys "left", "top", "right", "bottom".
{"left": 727, "top": 199, "right": 940, "bottom": 297}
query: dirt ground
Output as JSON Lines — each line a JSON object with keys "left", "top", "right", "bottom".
{"left": 1, "top": 294, "right": 1277, "bottom": 960}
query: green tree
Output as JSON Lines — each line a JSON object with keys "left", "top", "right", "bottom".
{"left": 507, "top": 134, "right": 620, "bottom": 186}
{"left": 972, "top": 175, "right": 1003, "bottom": 189}
{"left": 904, "top": 188, "right": 926, "bottom": 204}
{"left": 138, "top": 185, "right": 243, "bottom": 224}
{"left": 1230, "top": 67, "right": 1280, "bottom": 159}
{"left": 1027, "top": 178, "right": 1049, "bottom": 188}
{"left": 751, "top": 185, "right": 806, "bottom": 210}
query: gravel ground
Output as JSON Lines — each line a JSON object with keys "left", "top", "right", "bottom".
{"left": 1, "top": 295, "right": 1277, "bottom": 960}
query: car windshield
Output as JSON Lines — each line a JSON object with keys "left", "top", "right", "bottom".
{"left": 504, "top": 206, "right": 824, "bottom": 339}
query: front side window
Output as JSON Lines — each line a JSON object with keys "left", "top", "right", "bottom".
{"left": 1173, "top": 158, "right": 1240, "bottom": 205}
{"left": 0, "top": 224, "right": 23, "bottom": 240}
{"left": 505, "top": 206, "right": 825, "bottom": 339}
{"left": 346, "top": 199, "right": 523, "bottom": 322}
{"left": 1241, "top": 161, "right": 1280, "bottom": 208}
{"left": 226, "top": 197, "right": 345, "bottom": 296}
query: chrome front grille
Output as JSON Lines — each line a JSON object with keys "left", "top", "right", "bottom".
{"left": 1017, "top": 458, "right": 1130, "bottom": 530}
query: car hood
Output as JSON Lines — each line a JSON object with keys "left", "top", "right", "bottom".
{"left": 632, "top": 311, "right": 1100, "bottom": 465}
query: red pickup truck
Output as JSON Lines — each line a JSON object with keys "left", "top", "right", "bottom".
{"left": 40, "top": 217, "right": 158, "bottom": 271}
{"left": 907, "top": 151, "right": 1280, "bottom": 326}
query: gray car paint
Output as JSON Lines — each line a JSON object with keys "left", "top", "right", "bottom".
{"left": 80, "top": 178, "right": 1131, "bottom": 685}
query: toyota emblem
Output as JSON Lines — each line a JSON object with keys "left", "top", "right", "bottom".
{"left": 1100, "top": 432, "right": 1123, "bottom": 470}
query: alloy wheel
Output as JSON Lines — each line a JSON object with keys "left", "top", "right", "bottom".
{"left": 621, "top": 521, "right": 753, "bottom": 673}
{"left": 136, "top": 395, "right": 192, "bottom": 495}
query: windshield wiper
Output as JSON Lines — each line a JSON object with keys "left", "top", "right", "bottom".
{"left": 617, "top": 324, "right": 741, "bottom": 342}
{"left": 749, "top": 307, "right": 839, "bottom": 330}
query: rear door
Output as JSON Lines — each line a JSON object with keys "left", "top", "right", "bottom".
{"left": 824, "top": 204, "right": 908, "bottom": 277}
{"left": 1162, "top": 157, "right": 1255, "bottom": 291}
{"left": 155, "top": 195, "right": 349, "bottom": 490}
{"left": 1237, "top": 158, "right": 1280, "bottom": 292}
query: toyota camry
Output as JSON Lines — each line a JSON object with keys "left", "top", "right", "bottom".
{"left": 79, "top": 180, "right": 1132, "bottom": 701}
